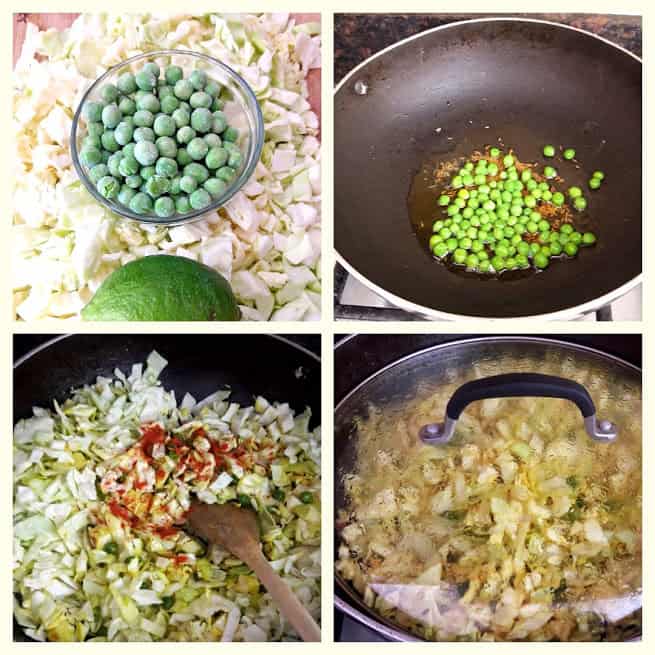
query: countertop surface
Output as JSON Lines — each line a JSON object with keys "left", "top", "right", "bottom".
{"left": 335, "top": 13, "right": 641, "bottom": 83}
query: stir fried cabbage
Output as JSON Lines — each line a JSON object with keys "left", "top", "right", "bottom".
{"left": 14, "top": 351, "right": 321, "bottom": 641}
{"left": 337, "top": 359, "right": 641, "bottom": 641}
{"left": 13, "top": 13, "right": 321, "bottom": 321}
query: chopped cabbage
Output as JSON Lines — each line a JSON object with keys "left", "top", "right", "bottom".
{"left": 14, "top": 351, "right": 321, "bottom": 641}
{"left": 13, "top": 13, "right": 321, "bottom": 321}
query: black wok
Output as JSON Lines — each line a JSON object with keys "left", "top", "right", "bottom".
{"left": 334, "top": 334, "right": 642, "bottom": 641}
{"left": 13, "top": 333, "right": 320, "bottom": 642}
{"left": 334, "top": 19, "right": 642, "bottom": 319}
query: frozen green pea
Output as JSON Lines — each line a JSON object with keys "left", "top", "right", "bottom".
{"left": 165, "top": 65, "right": 183, "bottom": 85}
{"left": 122, "top": 142, "right": 136, "bottom": 159}
{"left": 141, "top": 165, "right": 155, "bottom": 180}
{"left": 174, "top": 195, "right": 190, "bottom": 213}
{"left": 145, "top": 175, "right": 171, "bottom": 198}
{"left": 183, "top": 162, "right": 210, "bottom": 184}
{"left": 142, "top": 61, "right": 161, "bottom": 79}
{"left": 204, "top": 133, "right": 222, "bottom": 148}
{"left": 156, "top": 136, "right": 177, "bottom": 158}
{"left": 191, "top": 108, "right": 213, "bottom": 133}
{"left": 136, "top": 93, "right": 160, "bottom": 113}
{"left": 227, "top": 150, "right": 242, "bottom": 169}
{"left": 216, "top": 166, "right": 236, "bottom": 183}
{"left": 106, "top": 152, "right": 124, "bottom": 177}
{"left": 204, "top": 80, "right": 221, "bottom": 97}
{"left": 223, "top": 141, "right": 240, "bottom": 154}
{"left": 174, "top": 79, "right": 193, "bottom": 100}
{"left": 189, "top": 188, "right": 211, "bottom": 209}
{"left": 158, "top": 85, "right": 174, "bottom": 99}
{"left": 177, "top": 148, "right": 192, "bottom": 166}
{"left": 134, "top": 141, "right": 159, "bottom": 166}
{"left": 177, "top": 126, "right": 196, "bottom": 144}
{"left": 211, "top": 113, "right": 227, "bottom": 134}
{"left": 172, "top": 107, "right": 190, "bottom": 128}
{"left": 101, "top": 151, "right": 110, "bottom": 164}
{"left": 211, "top": 97, "right": 225, "bottom": 112}
{"left": 114, "top": 121, "right": 134, "bottom": 146}
{"left": 118, "top": 96, "right": 137, "bottom": 115}
{"left": 156, "top": 157, "right": 178, "bottom": 178}
{"left": 117, "top": 72, "right": 137, "bottom": 94}
{"left": 129, "top": 191, "right": 153, "bottom": 214}
{"left": 101, "top": 131, "right": 120, "bottom": 152}
{"left": 153, "top": 114, "right": 176, "bottom": 137}
{"left": 154, "top": 196, "right": 175, "bottom": 218}
{"left": 189, "top": 69, "right": 207, "bottom": 90}
{"left": 179, "top": 175, "right": 198, "bottom": 194}
{"left": 169, "top": 176, "right": 182, "bottom": 195}
{"left": 97, "top": 175, "right": 120, "bottom": 200}
{"left": 118, "top": 185, "right": 136, "bottom": 205}
{"left": 133, "top": 110, "right": 154, "bottom": 127}
{"left": 83, "top": 101, "right": 104, "bottom": 123}
{"left": 101, "top": 104, "right": 121, "bottom": 129}
{"left": 161, "top": 95, "right": 180, "bottom": 114}
{"left": 125, "top": 174, "right": 142, "bottom": 189}
{"left": 133, "top": 127, "right": 155, "bottom": 143}
{"left": 188, "top": 137, "right": 209, "bottom": 161}
{"left": 206, "top": 146, "right": 228, "bottom": 169}
{"left": 87, "top": 163, "right": 109, "bottom": 184}
{"left": 135, "top": 70, "right": 157, "bottom": 91}
{"left": 80, "top": 146, "right": 103, "bottom": 167}
{"left": 100, "top": 84, "right": 119, "bottom": 104}
{"left": 223, "top": 127, "right": 238, "bottom": 142}
{"left": 87, "top": 122, "right": 104, "bottom": 139}
{"left": 190, "top": 91, "right": 212, "bottom": 109}
{"left": 118, "top": 156, "right": 139, "bottom": 177}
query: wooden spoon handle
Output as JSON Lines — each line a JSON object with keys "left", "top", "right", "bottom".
{"left": 247, "top": 552, "right": 321, "bottom": 642}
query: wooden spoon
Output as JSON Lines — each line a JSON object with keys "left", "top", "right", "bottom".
{"left": 186, "top": 501, "right": 321, "bottom": 642}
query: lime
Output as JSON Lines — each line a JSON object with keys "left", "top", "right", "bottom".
{"left": 81, "top": 255, "right": 240, "bottom": 321}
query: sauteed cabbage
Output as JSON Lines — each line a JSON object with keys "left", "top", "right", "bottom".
{"left": 14, "top": 351, "right": 321, "bottom": 641}
{"left": 337, "top": 359, "right": 641, "bottom": 641}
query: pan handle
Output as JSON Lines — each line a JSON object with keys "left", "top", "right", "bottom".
{"left": 419, "top": 373, "right": 617, "bottom": 445}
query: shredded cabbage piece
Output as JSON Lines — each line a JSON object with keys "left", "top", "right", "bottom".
{"left": 14, "top": 351, "right": 321, "bottom": 641}
{"left": 13, "top": 13, "right": 321, "bottom": 321}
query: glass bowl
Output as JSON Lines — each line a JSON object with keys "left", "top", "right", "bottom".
{"left": 71, "top": 49, "right": 264, "bottom": 226}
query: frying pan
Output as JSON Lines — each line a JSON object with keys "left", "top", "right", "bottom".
{"left": 334, "top": 335, "right": 642, "bottom": 641}
{"left": 334, "top": 19, "right": 642, "bottom": 319}
{"left": 13, "top": 333, "right": 320, "bottom": 642}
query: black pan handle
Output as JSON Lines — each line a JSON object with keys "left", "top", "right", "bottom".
{"left": 419, "top": 373, "right": 617, "bottom": 445}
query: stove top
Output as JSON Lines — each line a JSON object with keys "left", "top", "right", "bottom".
{"left": 334, "top": 264, "right": 642, "bottom": 321}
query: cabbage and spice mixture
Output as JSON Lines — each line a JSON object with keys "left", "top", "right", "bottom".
{"left": 13, "top": 14, "right": 321, "bottom": 321}
{"left": 337, "top": 359, "right": 641, "bottom": 641}
{"left": 14, "top": 352, "right": 321, "bottom": 641}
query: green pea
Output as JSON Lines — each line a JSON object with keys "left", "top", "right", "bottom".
{"left": 534, "top": 252, "right": 549, "bottom": 269}
{"left": 582, "top": 232, "right": 597, "bottom": 245}
{"left": 155, "top": 157, "right": 178, "bottom": 178}
{"left": 142, "top": 61, "right": 160, "bottom": 79}
{"left": 560, "top": 224, "right": 574, "bottom": 235}
{"left": 592, "top": 170, "right": 605, "bottom": 180}
{"left": 137, "top": 93, "right": 160, "bottom": 113}
{"left": 106, "top": 152, "right": 123, "bottom": 177}
{"left": 190, "top": 91, "right": 212, "bottom": 109}
{"left": 172, "top": 107, "right": 191, "bottom": 128}
{"left": 452, "top": 176, "right": 463, "bottom": 188}
{"left": 102, "top": 541, "right": 119, "bottom": 555}
{"left": 543, "top": 144, "right": 555, "bottom": 157}
{"left": 438, "top": 195, "right": 450, "bottom": 206}
{"left": 135, "top": 70, "right": 157, "bottom": 91}
{"left": 134, "top": 141, "right": 159, "bottom": 166}
{"left": 154, "top": 196, "right": 175, "bottom": 218}
{"left": 552, "top": 192, "right": 565, "bottom": 206}
{"left": 100, "top": 131, "right": 120, "bottom": 152}
{"left": 216, "top": 166, "right": 236, "bottom": 183}
{"left": 180, "top": 175, "right": 198, "bottom": 194}
{"left": 550, "top": 242, "right": 563, "bottom": 256}
{"left": 568, "top": 186, "right": 582, "bottom": 198}
{"left": 489, "top": 147, "right": 501, "bottom": 158}
{"left": 188, "top": 137, "right": 209, "bottom": 161}
{"left": 452, "top": 248, "right": 467, "bottom": 265}
{"left": 204, "top": 133, "right": 222, "bottom": 149}
{"left": 176, "top": 195, "right": 191, "bottom": 214}
{"left": 174, "top": 79, "right": 194, "bottom": 100}
{"left": 101, "top": 104, "right": 121, "bottom": 129}
{"left": 125, "top": 174, "right": 142, "bottom": 189}
{"left": 156, "top": 136, "right": 178, "bottom": 158}
{"left": 184, "top": 162, "right": 210, "bottom": 184}
{"left": 589, "top": 177, "right": 601, "bottom": 190}
{"left": 191, "top": 108, "right": 213, "bottom": 133}
{"left": 80, "top": 146, "right": 103, "bottom": 167}
{"left": 114, "top": 121, "right": 134, "bottom": 146}
{"left": 133, "top": 110, "right": 154, "bottom": 127}
{"left": 118, "top": 96, "right": 137, "bottom": 116}
{"left": 189, "top": 188, "right": 212, "bottom": 210}
{"left": 465, "top": 254, "right": 479, "bottom": 269}
{"left": 573, "top": 196, "right": 587, "bottom": 212}
{"left": 543, "top": 166, "right": 557, "bottom": 179}
{"left": 177, "top": 148, "right": 192, "bottom": 166}
{"left": 564, "top": 242, "right": 579, "bottom": 256}
{"left": 118, "top": 185, "right": 136, "bottom": 206}
{"left": 502, "top": 154, "right": 514, "bottom": 167}
{"left": 563, "top": 148, "right": 576, "bottom": 160}
{"left": 145, "top": 175, "right": 171, "bottom": 198}
{"left": 96, "top": 175, "right": 120, "bottom": 200}
{"left": 83, "top": 101, "right": 104, "bottom": 123}
{"left": 118, "top": 156, "right": 139, "bottom": 177}
{"left": 491, "top": 255, "right": 505, "bottom": 271}
{"left": 153, "top": 115, "right": 176, "bottom": 137}
{"left": 87, "top": 163, "right": 109, "bottom": 184}
{"left": 189, "top": 69, "right": 208, "bottom": 90}
{"left": 165, "top": 65, "right": 183, "bottom": 85}
{"left": 223, "top": 127, "right": 239, "bottom": 142}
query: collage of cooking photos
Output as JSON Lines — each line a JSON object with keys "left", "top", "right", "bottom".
{"left": 9, "top": 6, "right": 651, "bottom": 652}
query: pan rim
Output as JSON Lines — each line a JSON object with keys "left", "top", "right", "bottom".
{"left": 333, "top": 334, "right": 642, "bottom": 641}
{"left": 334, "top": 16, "right": 643, "bottom": 321}
{"left": 13, "top": 333, "right": 321, "bottom": 369}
